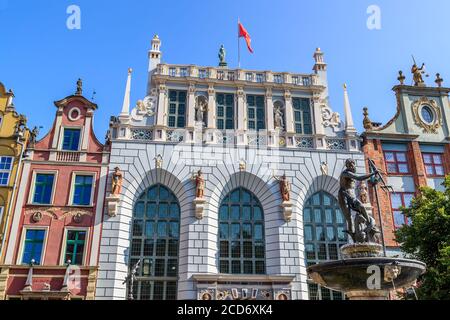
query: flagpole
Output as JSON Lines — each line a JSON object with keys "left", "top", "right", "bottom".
{"left": 238, "top": 17, "right": 241, "bottom": 69}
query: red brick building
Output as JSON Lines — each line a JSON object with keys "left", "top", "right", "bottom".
{"left": 0, "top": 82, "right": 110, "bottom": 300}
{"left": 361, "top": 70, "right": 450, "bottom": 255}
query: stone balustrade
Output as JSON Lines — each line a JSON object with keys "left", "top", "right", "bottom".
{"left": 155, "top": 64, "right": 316, "bottom": 87}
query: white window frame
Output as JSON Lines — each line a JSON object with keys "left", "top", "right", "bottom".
{"left": 68, "top": 171, "right": 97, "bottom": 207}
{"left": 59, "top": 126, "right": 83, "bottom": 152}
{"left": 28, "top": 170, "right": 58, "bottom": 205}
{"left": 16, "top": 226, "right": 49, "bottom": 265}
{"left": 0, "top": 156, "right": 14, "bottom": 187}
{"left": 59, "top": 227, "right": 90, "bottom": 266}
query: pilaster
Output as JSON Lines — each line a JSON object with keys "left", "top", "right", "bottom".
{"left": 408, "top": 141, "right": 427, "bottom": 189}
{"left": 236, "top": 87, "right": 247, "bottom": 145}
{"left": 156, "top": 83, "right": 167, "bottom": 127}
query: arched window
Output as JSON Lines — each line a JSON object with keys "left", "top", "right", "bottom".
{"left": 303, "top": 191, "right": 347, "bottom": 300}
{"left": 129, "top": 184, "right": 180, "bottom": 300}
{"left": 219, "top": 187, "right": 265, "bottom": 274}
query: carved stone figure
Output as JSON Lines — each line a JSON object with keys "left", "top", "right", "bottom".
{"left": 195, "top": 98, "right": 207, "bottom": 123}
{"left": 320, "top": 162, "right": 328, "bottom": 176}
{"left": 239, "top": 160, "right": 246, "bottom": 171}
{"left": 321, "top": 103, "right": 341, "bottom": 129}
{"left": 191, "top": 170, "right": 205, "bottom": 199}
{"left": 154, "top": 155, "right": 163, "bottom": 169}
{"left": 274, "top": 173, "right": 290, "bottom": 202}
{"left": 76, "top": 78, "right": 83, "bottom": 95}
{"left": 411, "top": 63, "right": 426, "bottom": 86}
{"left": 111, "top": 167, "right": 123, "bottom": 196}
{"left": 134, "top": 95, "right": 156, "bottom": 117}
{"left": 338, "top": 159, "right": 380, "bottom": 243}
{"left": 274, "top": 107, "right": 284, "bottom": 129}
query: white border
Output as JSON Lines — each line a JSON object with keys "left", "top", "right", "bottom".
{"left": 419, "top": 104, "right": 436, "bottom": 125}
{"left": 59, "top": 126, "right": 84, "bottom": 151}
{"left": 28, "top": 170, "right": 58, "bottom": 205}
{"left": 0, "top": 156, "right": 14, "bottom": 187}
{"left": 67, "top": 171, "right": 97, "bottom": 207}
{"left": 68, "top": 107, "right": 82, "bottom": 122}
{"left": 59, "top": 226, "right": 90, "bottom": 266}
{"left": 16, "top": 226, "right": 49, "bottom": 265}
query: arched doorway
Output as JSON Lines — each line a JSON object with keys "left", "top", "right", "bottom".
{"left": 303, "top": 191, "right": 347, "bottom": 300}
{"left": 218, "top": 187, "right": 265, "bottom": 275}
{"left": 129, "top": 184, "right": 180, "bottom": 300}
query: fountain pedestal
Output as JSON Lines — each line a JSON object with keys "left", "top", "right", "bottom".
{"left": 307, "top": 243, "right": 426, "bottom": 300}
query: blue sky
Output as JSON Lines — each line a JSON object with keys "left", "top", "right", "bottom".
{"left": 1, "top": 0, "right": 449, "bottom": 140}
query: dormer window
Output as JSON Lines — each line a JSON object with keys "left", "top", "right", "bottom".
{"left": 62, "top": 128, "right": 81, "bottom": 151}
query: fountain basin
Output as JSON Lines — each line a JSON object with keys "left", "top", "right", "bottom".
{"left": 307, "top": 257, "right": 426, "bottom": 294}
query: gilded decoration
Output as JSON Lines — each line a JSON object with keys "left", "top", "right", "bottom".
{"left": 411, "top": 96, "right": 442, "bottom": 134}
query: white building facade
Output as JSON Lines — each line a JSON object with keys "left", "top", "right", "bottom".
{"left": 95, "top": 36, "right": 366, "bottom": 300}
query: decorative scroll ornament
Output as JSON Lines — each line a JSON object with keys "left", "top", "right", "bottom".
{"left": 320, "top": 101, "right": 341, "bottom": 129}
{"left": 26, "top": 208, "right": 92, "bottom": 221}
{"left": 132, "top": 94, "right": 156, "bottom": 120}
{"left": 412, "top": 97, "right": 442, "bottom": 134}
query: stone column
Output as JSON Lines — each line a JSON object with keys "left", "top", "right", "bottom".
{"left": 205, "top": 86, "right": 217, "bottom": 144}
{"left": 156, "top": 84, "right": 167, "bottom": 126}
{"left": 187, "top": 83, "right": 196, "bottom": 128}
{"left": 284, "top": 90, "right": 295, "bottom": 147}
{"left": 236, "top": 87, "right": 247, "bottom": 145}
{"left": 265, "top": 88, "right": 274, "bottom": 131}
{"left": 207, "top": 86, "right": 216, "bottom": 129}
{"left": 312, "top": 95, "right": 325, "bottom": 135}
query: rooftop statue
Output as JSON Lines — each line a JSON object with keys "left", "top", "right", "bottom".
{"left": 218, "top": 45, "right": 227, "bottom": 67}
{"left": 411, "top": 63, "right": 426, "bottom": 86}
{"left": 338, "top": 159, "right": 380, "bottom": 243}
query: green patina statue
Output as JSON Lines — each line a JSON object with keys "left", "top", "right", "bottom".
{"left": 218, "top": 45, "right": 227, "bottom": 67}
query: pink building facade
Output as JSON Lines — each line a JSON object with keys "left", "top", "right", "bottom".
{"left": 0, "top": 85, "right": 110, "bottom": 300}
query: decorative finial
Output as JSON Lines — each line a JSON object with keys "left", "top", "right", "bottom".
{"left": 363, "top": 107, "right": 373, "bottom": 131}
{"left": 343, "top": 83, "right": 347, "bottom": 90}
{"left": 435, "top": 73, "right": 443, "bottom": 87}
{"left": 76, "top": 78, "right": 83, "bottom": 95}
{"left": 397, "top": 71, "right": 405, "bottom": 85}
{"left": 128, "top": 68, "right": 133, "bottom": 74}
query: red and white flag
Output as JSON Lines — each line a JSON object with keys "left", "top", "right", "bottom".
{"left": 238, "top": 22, "right": 254, "bottom": 53}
